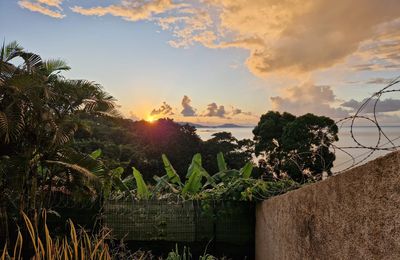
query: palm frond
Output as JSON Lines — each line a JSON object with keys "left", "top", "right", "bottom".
{"left": 43, "top": 59, "right": 70, "bottom": 75}
{"left": 1, "top": 41, "right": 23, "bottom": 62}
{"left": 0, "top": 106, "right": 24, "bottom": 144}
{"left": 19, "top": 52, "right": 43, "bottom": 73}
{"left": 45, "top": 160, "right": 98, "bottom": 181}
{"left": 55, "top": 148, "right": 105, "bottom": 176}
{"left": 0, "top": 111, "right": 10, "bottom": 143}
{"left": 51, "top": 121, "right": 78, "bottom": 147}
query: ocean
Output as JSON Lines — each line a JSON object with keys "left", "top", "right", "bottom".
{"left": 197, "top": 126, "right": 400, "bottom": 173}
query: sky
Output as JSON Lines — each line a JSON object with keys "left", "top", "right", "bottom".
{"left": 1, "top": 0, "right": 400, "bottom": 125}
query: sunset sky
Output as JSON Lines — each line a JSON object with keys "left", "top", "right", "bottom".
{"left": 1, "top": 0, "right": 400, "bottom": 125}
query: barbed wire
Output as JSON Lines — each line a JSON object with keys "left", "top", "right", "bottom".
{"left": 332, "top": 75, "right": 400, "bottom": 174}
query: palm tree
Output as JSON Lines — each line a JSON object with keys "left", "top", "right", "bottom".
{"left": 0, "top": 41, "right": 118, "bottom": 226}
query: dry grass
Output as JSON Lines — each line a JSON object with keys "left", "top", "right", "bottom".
{"left": 1, "top": 210, "right": 115, "bottom": 260}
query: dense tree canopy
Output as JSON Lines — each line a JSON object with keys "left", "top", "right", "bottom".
{"left": 253, "top": 111, "right": 338, "bottom": 182}
{"left": 73, "top": 117, "right": 255, "bottom": 181}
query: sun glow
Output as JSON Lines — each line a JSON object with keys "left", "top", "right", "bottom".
{"left": 146, "top": 115, "right": 156, "bottom": 123}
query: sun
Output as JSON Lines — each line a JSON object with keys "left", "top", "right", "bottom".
{"left": 146, "top": 115, "right": 156, "bottom": 123}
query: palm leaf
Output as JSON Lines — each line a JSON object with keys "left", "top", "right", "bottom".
{"left": 0, "top": 106, "right": 24, "bottom": 144}
{"left": 51, "top": 122, "right": 78, "bottom": 147}
{"left": 1, "top": 41, "right": 23, "bottom": 62}
{"left": 45, "top": 160, "right": 98, "bottom": 180}
{"left": 18, "top": 52, "right": 43, "bottom": 73}
{"left": 0, "top": 111, "right": 10, "bottom": 143}
{"left": 43, "top": 59, "right": 70, "bottom": 75}
{"left": 55, "top": 148, "right": 104, "bottom": 176}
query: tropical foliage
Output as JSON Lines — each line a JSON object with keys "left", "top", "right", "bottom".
{"left": 0, "top": 41, "right": 118, "bottom": 217}
{"left": 73, "top": 118, "right": 254, "bottom": 182}
{"left": 111, "top": 152, "right": 297, "bottom": 202}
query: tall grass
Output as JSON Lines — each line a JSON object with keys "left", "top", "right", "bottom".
{"left": 0, "top": 211, "right": 217, "bottom": 260}
{"left": 1, "top": 210, "right": 113, "bottom": 260}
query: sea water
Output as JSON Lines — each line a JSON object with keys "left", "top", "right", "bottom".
{"left": 197, "top": 126, "right": 400, "bottom": 173}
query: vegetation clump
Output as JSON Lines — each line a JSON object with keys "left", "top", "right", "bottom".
{"left": 110, "top": 152, "right": 298, "bottom": 202}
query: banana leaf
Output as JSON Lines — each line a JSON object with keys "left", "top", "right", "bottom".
{"left": 89, "top": 149, "right": 102, "bottom": 159}
{"left": 162, "top": 154, "right": 182, "bottom": 186}
{"left": 186, "top": 153, "right": 202, "bottom": 178}
{"left": 217, "top": 152, "right": 227, "bottom": 172}
{"left": 110, "top": 167, "right": 129, "bottom": 192}
{"left": 212, "top": 169, "right": 240, "bottom": 183}
{"left": 132, "top": 167, "right": 150, "bottom": 199}
{"left": 182, "top": 159, "right": 203, "bottom": 195}
{"left": 239, "top": 162, "right": 253, "bottom": 178}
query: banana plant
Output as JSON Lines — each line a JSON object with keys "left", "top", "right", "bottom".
{"left": 209, "top": 152, "right": 253, "bottom": 184}
{"left": 157, "top": 152, "right": 252, "bottom": 195}
{"left": 110, "top": 152, "right": 255, "bottom": 200}
{"left": 153, "top": 153, "right": 214, "bottom": 196}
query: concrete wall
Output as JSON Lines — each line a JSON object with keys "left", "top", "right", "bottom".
{"left": 256, "top": 151, "right": 400, "bottom": 260}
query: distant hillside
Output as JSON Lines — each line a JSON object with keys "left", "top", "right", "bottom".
{"left": 178, "top": 122, "right": 252, "bottom": 128}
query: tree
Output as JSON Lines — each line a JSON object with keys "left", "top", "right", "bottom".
{"left": 201, "top": 132, "right": 254, "bottom": 173}
{"left": 0, "top": 41, "right": 118, "bottom": 217}
{"left": 253, "top": 111, "right": 338, "bottom": 183}
{"left": 127, "top": 119, "right": 202, "bottom": 181}
{"left": 73, "top": 117, "right": 204, "bottom": 182}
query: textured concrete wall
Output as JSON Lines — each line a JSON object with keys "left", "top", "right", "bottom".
{"left": 256, "top": 151, "right": 400, "bottom": 260}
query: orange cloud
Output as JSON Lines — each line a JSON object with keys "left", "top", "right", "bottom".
{"left": 20, "top": 0, "right": 400, "bottom": 76}
{"left": 18, "top": 0, "right": 65, "bottom": 18}
{"left": 71, "top": 0, "right": 185, "bottom": 22}
{"left": 36, "top": 0, "right": 62, "bottom": 9}
{"left": 156, "top": 0, "right": 400, "bottom": 75}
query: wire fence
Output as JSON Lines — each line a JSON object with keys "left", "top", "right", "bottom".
{"left": 102, "top": 199, "right": 255, "bottom": 258}
{"left": 332, "top": 76, "right": 400, "bottom": 174}
{"left": 258, "top": 75, "right": 400, "bottom": 181}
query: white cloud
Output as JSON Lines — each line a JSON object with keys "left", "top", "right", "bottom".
{"left": 342, "top": 98, "right": 400, "bottom": 113}
{"left": 180, "top": 95, "right": 196, "bottom": 117}
{"left": 271, "top": 82, "right": 349, "bottom": 118}
{"left": 203, "top": 102, "right": 227, "bottom": 118}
